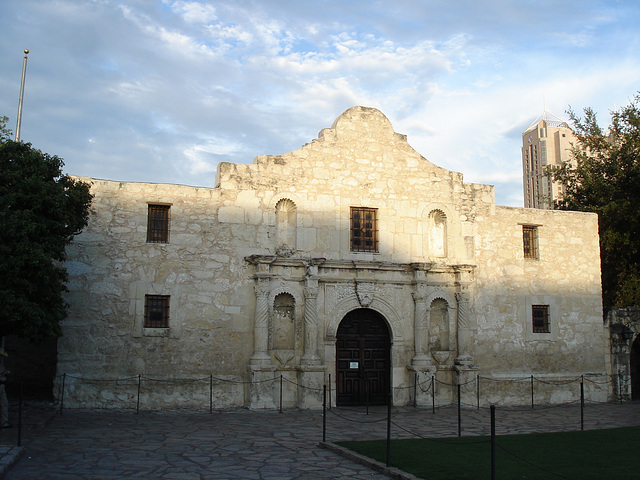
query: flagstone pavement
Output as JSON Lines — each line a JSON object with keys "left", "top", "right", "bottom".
{"left": 1, "top": 401, "right": 639, "bottom": 479}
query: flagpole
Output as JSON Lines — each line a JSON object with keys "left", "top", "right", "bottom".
{"left": 15, "top": 49, "right": 29, "bottom": 142}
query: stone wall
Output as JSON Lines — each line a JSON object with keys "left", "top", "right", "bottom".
{"left": 57, "top": 106, "right": 610, "bottom": 409}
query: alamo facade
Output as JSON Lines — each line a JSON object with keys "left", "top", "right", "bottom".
{"left": 57, "top": 107, "right": 610, "bottom": 409}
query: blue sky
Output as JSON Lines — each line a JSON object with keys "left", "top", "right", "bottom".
{"left": 1, "top": 0, "right": 639, "bottom": 206}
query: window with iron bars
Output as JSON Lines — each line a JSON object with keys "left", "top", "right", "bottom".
{"left": 350, "top": 207, "right": 378, "bottom": 252}
{"left": 147, "top": 204, "right": 170, "bottom": 243}
{"left": 531, "top": 304, "right": 550, "bottom": 333}
{"left": 522, "top": 225, "right": 538, "bottom": 259}
{"left": 144, "top": 295, "right": 170, "bottom": 328}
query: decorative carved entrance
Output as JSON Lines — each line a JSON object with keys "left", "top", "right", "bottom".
{"left": 336, "top": 308, "right": 390, "bottom": 406}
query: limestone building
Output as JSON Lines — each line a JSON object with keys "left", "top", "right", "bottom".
{"left": 58, "top": 107, "right": 609, "bottom": 409}
{"left": 522, "top": 111, "right": 576, "bottom": 209}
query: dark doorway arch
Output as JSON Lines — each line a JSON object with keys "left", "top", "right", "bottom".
{"left": 632, "top": 335, "right": 640, "bottom": 400}
{"left": 336, "top": 308, "right": 391, "bottom": 406}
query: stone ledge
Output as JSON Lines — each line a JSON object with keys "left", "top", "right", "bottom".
{"left": 0, "top": 445, "right": 24, "bottom": 479}
{"left": 319, "top": 441, "right": 420, "bottom": 480}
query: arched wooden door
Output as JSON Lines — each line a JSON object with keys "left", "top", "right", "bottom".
{"left": 336, "top": 309, "right": 391, "bottom": 406}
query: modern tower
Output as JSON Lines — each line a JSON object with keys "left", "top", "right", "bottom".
{"left": 522, "top": 111, "right": 576, "bottom": 209}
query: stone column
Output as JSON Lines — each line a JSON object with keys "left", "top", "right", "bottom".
{"left": 298, "top": 259, "right": 325, "bottom": 408}
{"left": 454, "top": 265, "right": 475, "bottom": 366}
{"left": 250, "top": 279, "right": 271, "bottom": 366}
{"left": 301, "top": 261, "right": 322, "bottom": 365}
{"left": 411, "top": 286, "right": 431, "bottom": 368}
{"left": 454, "top": 291, "right": 473, "bottom": 365}
{"left": 408, "top": 265, "right": 434, "bottom": 407}
{"left": 246, "top": 255, "right": 275, "bottom": 409}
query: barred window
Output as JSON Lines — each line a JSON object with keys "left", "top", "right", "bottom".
{"left": 532, "top": 305, "right": 550, "bottom": 333}
{"left": 144, "top": 295, "right": 170, "bottom": 328}
{"left": 522, "top": 225, "right": 538, "bottom": 259}
{"left": 147, "top": 205, "right": 170, "bottom": 243}
{"left": 350, "top": 207, "right": 378, "bottom": 252}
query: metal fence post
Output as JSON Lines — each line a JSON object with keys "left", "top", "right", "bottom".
{"left": 279, "top": 375, "right": 283, "bottom": 413}
{"left": 136, "top": 374, "right": 141, "bottom": 414}
{"left": 328, "top": 373, "right": 332, "bottom": 410}
{"left": 322, "top": 384, "right": 327, "bottom": 443}
{"left": 431, "top": 375, "right": 435, "bottom": 414}
{"left": 619, "top": 373, "right": 624, "bottom": 403}
{"left": 476, "top": 375, "right": 480, "bottom": 410}
{"left": 490, "top": 405, "right": 496, "bottom": 480}
{"left": 18, "top": 381, "right": 23, "bottom": 447}
{"left": 209, "top": 374, "right": 213, "bottom": 414}
{"left": 457, "top": 383, "right": 461, "bottom": 437}
{"left": 580, "top": 379, "right": 584, "bottom": 431}
{"left": 386, "top": 392, "right": 392, "bottom": 467}
{"left": 60, "top": 373, "right": 66, "bottom": 415}
{"left": 530, "top": 374, "right": 534, "bottom": 409}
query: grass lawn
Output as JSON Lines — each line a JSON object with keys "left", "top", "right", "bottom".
{"left": 336, "top": 426, "right": 640, "bottom": 480}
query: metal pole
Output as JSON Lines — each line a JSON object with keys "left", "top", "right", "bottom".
{"left": 328, "top": 373, "right": 332, "bottom": 410}
{"left": 15, "top": 49, "right": 29, "bottom": 142}
{"left": 431, "top": 375, "right": 435, "bottom": 414}
{"left": 476, "top": 374, "right": 480, "bottom": 410}
{"left": 457, "top": 383, "right": 461, "bottom": 437}
{"left": 619, "top": 373, "right": 623, "bottom": 403}
{"left": 414, "top": 373, "right": 417, "bottom": 408}
{"left": 279, "top": 375, "right": 283, "bottom": 413}
{"left": 365, "top": 378, "right": 369, "bottom": 416}
{"left": 580, "top": 380, "right": 584, "bottom": 431}
{"left": 490, "top": 405, "right": 496, "bottom": 480}
{"left": 322, "top": 385, "right": 327, "bottom": 443}
{"left": 386, "top": 392, "right": 392, "bottom": 467}
{"left": 60, "top": 373, "right": 66, "bottom": 415}
{"left": 18, "top": 381, "right": 23, "bottom": 447}
{"left": 136, "top": 374, "right": 141, "bottom": 414}
{"left": 530, "top": 375, "right": 534, "bottom": 409}
{"left": 209, "top": 374, "right": 213, "bottom": 414}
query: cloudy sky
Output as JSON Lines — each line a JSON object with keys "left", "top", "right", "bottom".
{"left": 2, "top": 0, "right": 639, "bottom": 206}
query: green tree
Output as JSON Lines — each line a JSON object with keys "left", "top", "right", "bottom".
{"left": 0, "top": 121, "right": 93, "bottom": 339}
{"left": 0, "top": 116, "right": 12, "bottom": 142}
{"left": 550, "top": 94, "right": 640, "bottom": 306}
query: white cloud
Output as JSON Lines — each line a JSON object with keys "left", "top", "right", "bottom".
{"left": 167, "top": 0, "right": 218, "bottom": 24}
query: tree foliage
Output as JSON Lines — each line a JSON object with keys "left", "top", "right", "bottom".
{"left": 550, "top": 94, "right": 640, "bottom": 306}
{"left": 0, "top": 120, "right": 93, "bottom": 339}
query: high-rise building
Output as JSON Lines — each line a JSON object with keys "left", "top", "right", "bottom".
{"left": 522, "top": 112, "right": 576, "bottom": 209}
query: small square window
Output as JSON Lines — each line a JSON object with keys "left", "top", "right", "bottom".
{"left": 144, "top": 295, "right": 170, "bottom": 328}
{"left": 350, "top": 207, "right": 378, "bottom": 252}
{"left": 531, "top": 305, "right": 550, "bottom": 333}
{"left": 147, "top": 205, "right": 170, "bottom": 243}
{"left": 522, "top": 225, "right": 538, "bottom": 259}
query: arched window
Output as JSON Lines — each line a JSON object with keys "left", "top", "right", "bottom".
{"left": 429, "top": 298, "right": 450, "bottom": 351}
{"left": 275, "top": 199, "right": 297, "bottom": 251}
{"left": 273, "top": 293, "right": 296, "bottom": 350}
{"left": 428, "top": 209, "right": 447, "bottom": 257}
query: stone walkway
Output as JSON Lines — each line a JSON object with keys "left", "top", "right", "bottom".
{"left": 0, "top": 401, "right": 639, "bottom": 479}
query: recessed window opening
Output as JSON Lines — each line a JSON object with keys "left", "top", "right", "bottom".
{"left": 144, "top": 295, "right": 170, "bottom": 328}
{"left": 350, "top": 207, "right": 378, "bottom": 252}
{"left": 147, "top": 205, "right": 170, "bottom": 243}
{"left": 532, "top": 305, "right": 550, "bottom": 333}
{"left": 523, "top": 225, "right": 538, "bottom": 259}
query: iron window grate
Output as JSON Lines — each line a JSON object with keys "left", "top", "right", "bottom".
{"left": 350, "top": 207, "right": 378, "bottom": 252}
{"left": 144, "top": 295, "right": 170, "bottom": 328}
{"left": 532, "top": 304, "right": 550, "bottom": 333}
{"left": 147, "top": 205, "right": 170, "bottom": 243}
{"left": 523, "top": 225, "right": 538, "bottom": 259}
